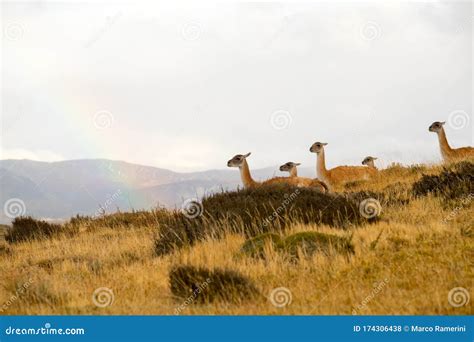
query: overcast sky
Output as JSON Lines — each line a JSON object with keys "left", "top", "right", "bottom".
{"left": 1, "top": 0, "right": 472, "bottom": 172}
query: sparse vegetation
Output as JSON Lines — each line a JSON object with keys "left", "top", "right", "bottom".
{"left": 0, "top": 161, "right": 472, "bottom": 315}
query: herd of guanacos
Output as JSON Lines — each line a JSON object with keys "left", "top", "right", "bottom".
{"left": 227, "top": 120, "right": 474, "bottom": 193}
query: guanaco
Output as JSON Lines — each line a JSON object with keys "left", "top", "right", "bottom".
{"left": 429, "top": 121, "right": 474, "bottom": 162}
{"left": 279, "top": 161, "right": 329, "bottom": 192}
{"left": 279, "top": 162, "right": 301, "bottom": 177}
{"left": 362, "top": 156, "right": 378, "bottom": 170}
{"left": 227, "top": 153, "right": 327, "bottom": 192}
{"left": 309, "top": 142, "right": 377, "bottom": 187}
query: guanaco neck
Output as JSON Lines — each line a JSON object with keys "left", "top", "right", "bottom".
{"left": 290, "top": 167, "right": 298, "bottom": 177}
{"left": 316, "top": 149, "right": 329, "bottom": 180}
{"left": 239, "top": 159, "right": 259, "bottom": 188}
{"left": 437, "top": 128, "right": 453, "bottom": 159}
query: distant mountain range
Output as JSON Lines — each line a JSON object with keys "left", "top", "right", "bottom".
{"left": 0, "top": 159, "right": 316, "bottom": 223}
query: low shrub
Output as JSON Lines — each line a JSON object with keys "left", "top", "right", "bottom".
{"left": 238, "top": 233, "right": 282, "bottom": 259}
{"left": 169, "top": 265, "right": 261, "bottom": 304}
{"left": 280, "top": 231, "right": 355, "bottom": 260}
{"left": 5, "top": 217, "right": 76, "bottom": 243}
{"left": 412, "top": 161, "right": 474, "bottom": 200}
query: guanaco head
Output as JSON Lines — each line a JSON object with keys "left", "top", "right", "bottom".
{"left": 362, "top": 156, "right": 377, "bottom": 167}
{"left": 279, "top": 162, "right": 300, "bottom": 173}
{"left": 309, "top": 142, "right": 328, "bottom": 154}
{"left": 227, "top": 153, "right": 251, "bottom": 168}
{"left": 429, "top": 121, "right": 445, "bottom": 133}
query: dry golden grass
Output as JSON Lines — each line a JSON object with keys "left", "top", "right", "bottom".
{"left": 0, "top": 163, "right": 473, "bottom": 315}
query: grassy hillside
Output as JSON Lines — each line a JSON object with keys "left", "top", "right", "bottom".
{"left": 0, "top": 161, "right": 472, "bottom": 315}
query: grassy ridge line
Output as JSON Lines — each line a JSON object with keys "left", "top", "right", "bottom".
{"left": 0, "top": 161, "right": 472, "bottom": 315}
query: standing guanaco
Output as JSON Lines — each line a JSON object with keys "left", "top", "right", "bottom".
{"left": 429, "top": 121, "right": 474, "bottom": 162}
{"left": 309, "top": 142, "right": 377, "bottom": 187}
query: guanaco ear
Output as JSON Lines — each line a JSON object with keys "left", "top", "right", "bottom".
{"left": 244, "top": 152, "right": 251, "bottom": 158}
{"left": 373, "top": 157, "right": 378, "bottom": 160}
{"left": 441, "top": 122, "right": 446, "bottom": 126}
{"left": 294, "top": 163, "right": 301, "bottom": 166}
{"left": 322, "top": 143, "right": 328, "bottom": 146}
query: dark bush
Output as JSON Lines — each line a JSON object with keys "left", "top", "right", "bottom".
{"left": 239, "top": 233, "right": 282, "bottom": 259}
{"left": 412, "top": 161, "right": 474, "bottom": 200}
{"left": 169, "top": 265, "right": 261, "bottom": 304}
{"left": 281, "top": 231, "right": 355, "bottom": 260}
{"left": 346, "top": 186, "right": 410, "bottom": 208}
{"left": 202, "top": 184, "right": 365, "bottom": 234}
{"left": 154, "top": 212, "right": 205, "bottom": 257}
{"left": 5, "top": 217, "right": 75, "bottom": 243}
{"left": 154, "top": 184, "right": 367, "bottom": 257}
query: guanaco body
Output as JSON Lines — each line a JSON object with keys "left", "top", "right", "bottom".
{"left": 429, "top": 121, "right": 474, "bottom": 162}
{"left": 227, "top": 154, "right": 327, "bottom": 192}
{"left": 362, "top": 156, "right": 378, "bottom": 170}
{"left": 309, "top": 142, "right": 377, "bottom": 187}
{"left": 279, "top": 162, "right": 329, "bottom": 192}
